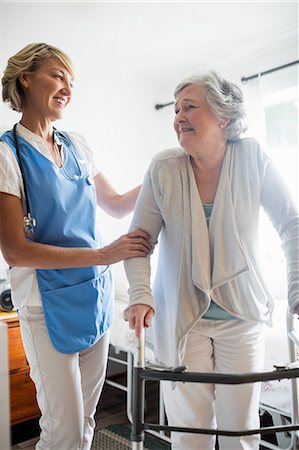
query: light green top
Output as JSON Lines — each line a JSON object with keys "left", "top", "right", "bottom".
{"left": 202, "top": 203, "right": 237, "bottom": 320}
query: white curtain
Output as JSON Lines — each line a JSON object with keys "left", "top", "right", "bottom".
{"left": 241, "top": 64, "right": 298, "bottom": 300}
{"left": 242, "top": 64, "right": 298, "bottom": 200}
{"left": 242, "top": 74, "right": 266, "bottom": 146}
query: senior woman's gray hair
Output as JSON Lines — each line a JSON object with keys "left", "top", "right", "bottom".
{"left": 174, "top": 71, "right": 247, "bottom": 142}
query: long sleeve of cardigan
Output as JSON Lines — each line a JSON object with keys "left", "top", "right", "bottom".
{"left": 124, "top": 165, "right": 163, "bottom": 311}
{"left": 261, "top": 159, "right": 299, "bottom": 313}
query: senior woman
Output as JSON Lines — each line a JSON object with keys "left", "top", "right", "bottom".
{"left": 0, "top": 43, "right": 151, "bottom": 450}
{"left": 124, "top": 71, "right": 299, "bottom": 450}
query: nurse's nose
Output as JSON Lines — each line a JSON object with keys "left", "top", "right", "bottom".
{"left": 62, "top": 79, "right": 73, "bottom": 96}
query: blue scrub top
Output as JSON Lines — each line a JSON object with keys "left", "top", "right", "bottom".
{"left": 0, "top": 129, "right": 114, "bottom": 353}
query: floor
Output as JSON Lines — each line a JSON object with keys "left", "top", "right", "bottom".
{"left": 10, "top": 350, "right": 283, "bottom": 450}
{"left": 11, "top": 365, "right": 161, "bottom": 449}
{"left": 10, "top": 381, "right": 132, "bottom": 449}
{"left": 10, "top": 383, "right": 282, "bottom": 450}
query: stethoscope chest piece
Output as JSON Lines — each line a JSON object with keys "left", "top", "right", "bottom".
{"left": 86, "top": 175, "right": 93, "bottom": 185}
{"left": 23, "top": 213, "right": 37, "bottom": 231}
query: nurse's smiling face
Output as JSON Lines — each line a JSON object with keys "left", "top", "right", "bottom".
{"left": 19, "top": 57, "right": 74, "bottom": 122}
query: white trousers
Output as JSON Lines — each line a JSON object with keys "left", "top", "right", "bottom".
{"left": 18, "top": 306, "right": 110, "bottom": 450}
{"left": 162, "top": 319, "right": 265, "bottom": 450}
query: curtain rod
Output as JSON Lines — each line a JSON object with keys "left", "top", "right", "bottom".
{"left": 241, "top": 60, "right": 299, "bottom": 83}
{"left": 155, "top": 101, "right": 175, "bottom": 110}
{"left": 154, "top": 60, "right": 299, "bottom": 110}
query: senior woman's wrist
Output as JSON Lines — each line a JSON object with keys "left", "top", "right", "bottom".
{"left": 125, "top": 299, "right": 155, "bottom": 314}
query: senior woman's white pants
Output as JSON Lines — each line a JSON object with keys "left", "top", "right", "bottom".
{"left": 162, "top": 318, "right": 265, "bottom": 450}
{"left": 18, "top": 306, "right": 110, "bottom": 450}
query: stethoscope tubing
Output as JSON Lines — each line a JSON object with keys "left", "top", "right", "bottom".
{"left": 12, "top": 124, "right": 91, "bottom": 231}
{"left": 13, "top": 124, "right": 35, "bottom": 230}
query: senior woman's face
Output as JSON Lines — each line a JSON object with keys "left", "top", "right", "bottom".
{"left": 174, "top": 84, "right": 225, "bottom": 153}
{"left": 20, "top": 57, "right": 73, "bottom": 121}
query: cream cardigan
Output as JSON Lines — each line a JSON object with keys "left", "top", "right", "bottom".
{"left": 124, "top": 138, "right": 299, "bottom": 366}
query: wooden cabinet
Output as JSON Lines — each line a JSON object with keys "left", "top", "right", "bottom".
{"left": 0, "top": 311, "right": 40, "bottom": 425}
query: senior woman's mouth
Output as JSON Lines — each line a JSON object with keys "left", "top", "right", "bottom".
{"left": 180, "top": 127, "right": 194, "bottom": 133}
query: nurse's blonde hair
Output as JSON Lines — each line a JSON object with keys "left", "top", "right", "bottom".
{"left": 2, "top": 42, "right": 74, "bottom": 112}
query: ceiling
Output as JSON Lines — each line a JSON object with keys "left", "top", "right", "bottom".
{"left": 91, "top": 1, "right": 298, "bottom": 79}
{"left": 0, "top": 1, "right": 298, "bottom": 132}
{"left": 0, "top": 1, "right": 298, "bottom": 240}
{"left": 1, "top": 1, "right": 297, "bottom": 88}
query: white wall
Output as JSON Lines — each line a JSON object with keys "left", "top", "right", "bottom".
{"left": 0, "top": 1, "right": 297, "bottom": 245}
{"left": 0, "top": 3, "right": 175, "bottom": 244}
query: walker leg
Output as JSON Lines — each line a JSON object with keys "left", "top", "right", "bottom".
{"left": 132, "top": 444, "right": 144, "bottom": 450}
{"left": 131, "top": 367, "right": 145, "bottom": 449}
{"left": 131, "top": 332, "right": 145, "bottom": 450}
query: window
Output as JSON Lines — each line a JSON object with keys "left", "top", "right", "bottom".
{"left": 243, "top": 66, "right": 298, "bottom": 299}
{"left": 264, "top": 86, "right": 298, "bottom": 201}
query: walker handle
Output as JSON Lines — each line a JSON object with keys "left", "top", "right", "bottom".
{"left": 134, "top": 329, "right": 145, "bottom": 369}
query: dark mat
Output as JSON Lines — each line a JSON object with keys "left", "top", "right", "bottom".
{"left": 91, "top": 424, "right": 171, "bottom": 450}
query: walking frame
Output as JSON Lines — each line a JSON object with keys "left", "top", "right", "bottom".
{"left": 130, "top": 311, "right": 299, "bottom": 450}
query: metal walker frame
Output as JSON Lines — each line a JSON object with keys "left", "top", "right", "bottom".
{"left": 130, "top": 312, "right": 299, "bottom": 450}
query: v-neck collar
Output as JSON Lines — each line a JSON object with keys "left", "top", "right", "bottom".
{"left": 188, "top": 142, "right": 249, "bottom": 292}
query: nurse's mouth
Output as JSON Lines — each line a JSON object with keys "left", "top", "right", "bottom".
{"left": 53, "top": 97, "right": 66, "bottom": 107}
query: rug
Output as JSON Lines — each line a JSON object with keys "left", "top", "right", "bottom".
{"left": 91, "top": 424, "right": 171, "bottom": 450}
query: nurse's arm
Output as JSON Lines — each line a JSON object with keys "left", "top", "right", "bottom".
{"left": 94, "top": 172, "right": 140, "bottom": 218}
{"left": 0, "top": 192, "right": 150, "bottom": 269}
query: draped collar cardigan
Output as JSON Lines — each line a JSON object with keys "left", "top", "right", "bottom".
{"left": 124, "top": 138, "right": 299, "bottom": 366}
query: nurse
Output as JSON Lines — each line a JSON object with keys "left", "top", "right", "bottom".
{"left": 0, "top": 43, "right": 151, "bottom": 450}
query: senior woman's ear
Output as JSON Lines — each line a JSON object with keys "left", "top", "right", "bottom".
{"left": 219, "top": 119, "right": 230, "bottom": 129}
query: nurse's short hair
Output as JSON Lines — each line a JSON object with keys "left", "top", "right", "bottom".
{"left": 2, "top": 42, "right": 74, "bottom": 112}
{"left": 174, "top": 71, "right": 247, "bottom": 142}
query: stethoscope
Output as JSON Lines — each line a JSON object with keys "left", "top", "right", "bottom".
{"left": 13, "top": 124, "right": 93, "bottom": 232}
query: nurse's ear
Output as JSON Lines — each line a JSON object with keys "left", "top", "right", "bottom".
{"left": 18, "top": 72, "right": 30, "bottom": 89}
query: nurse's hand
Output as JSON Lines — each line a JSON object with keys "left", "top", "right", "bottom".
{"left": 123, "top": 304, "right": 154, "bottom": 337}
{"left": 100, "top": 230, "right": 151, "bottom": 265}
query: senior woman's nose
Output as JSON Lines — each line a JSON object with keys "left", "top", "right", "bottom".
{"left": 174, "top": 112, "right": 187, "bottom": 127}
{"left": 173, "top": 116, "right": 185, "bottom": 134}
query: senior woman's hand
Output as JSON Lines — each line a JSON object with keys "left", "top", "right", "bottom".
{"left": 124, "top": 304, "right": 154, "bottom": 337}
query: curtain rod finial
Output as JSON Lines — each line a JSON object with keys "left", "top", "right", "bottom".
{"left": 155, "top": 101, "right": 175, "bottom": 110}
